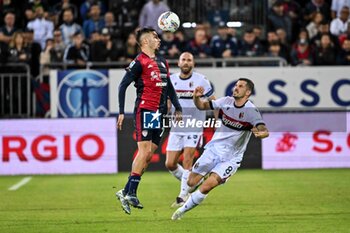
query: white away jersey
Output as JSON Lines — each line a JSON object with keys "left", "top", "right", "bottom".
{"left": 206, "top": 96, "right": 265, "bottom": 162}
{"left": 169, "top": 72, "right": 214, "bottom": 133}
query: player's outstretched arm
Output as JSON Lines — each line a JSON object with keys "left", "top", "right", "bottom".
{"left": 251, "top": 124, "right": 269, "bottom": 139}
{"left": 193, "top": 86, "right": 211, "bottom": 110}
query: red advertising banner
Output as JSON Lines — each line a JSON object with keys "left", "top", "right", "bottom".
{"left": 0, "top": 118, "right": 117, "bottom": 175}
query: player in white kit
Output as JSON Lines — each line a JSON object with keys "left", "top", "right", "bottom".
{"left": 165, "top": 52, "right": 216, "bottom": 207}
{"left": 171, "top": 78, "right": 269, "bottom": 220}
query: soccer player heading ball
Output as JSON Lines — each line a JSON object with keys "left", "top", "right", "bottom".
{"left": 171, "top": 78, "right": 269, "bottom": 220}
{"left": 116, "top": 28, "right": 182, "bottom": 215}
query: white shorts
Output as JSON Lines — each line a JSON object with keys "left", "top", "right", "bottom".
{"left": 192, "top": 146, "right": 240, "bottom": 182}
{"left": 166, "top": 133, "right": 203, "bottom": 151}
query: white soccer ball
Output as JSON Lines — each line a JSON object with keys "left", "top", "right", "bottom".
{"left": 158, "top": 11, "right": 180, "bottom": 32}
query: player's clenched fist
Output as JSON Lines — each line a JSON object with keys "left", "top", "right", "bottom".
{"left": 193, "top": 86, "right": 204, "bottom": 97}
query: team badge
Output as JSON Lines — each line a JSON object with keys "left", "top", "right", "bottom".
{"left": 189, "top": 81, "right": 194, "bottom": 88}
{"left": 142, "top": 130, "right": 148, "bottom": 137}
{"left": 239, "top": 112, "right": 244, "bottom": 119}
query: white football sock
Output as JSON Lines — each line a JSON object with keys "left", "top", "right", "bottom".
{"left": 179, "top": 190, "right": 207, "bottom": 213}
{"left": 179, "top": 169, "right": 191, "bottom": 199}
{"left": 169, "top": 164, "right": 184, "bottom": 181}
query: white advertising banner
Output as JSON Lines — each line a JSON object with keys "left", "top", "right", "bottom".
{"left": 0, "top": 118, "right": 118, "bottom": 175}
{"left": 262, "top": 112, "right": 350, "bottom": 169}
{"left": 107, "top": 67, "right": 350, "bottom": 113}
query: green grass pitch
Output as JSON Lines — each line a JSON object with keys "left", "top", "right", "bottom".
{"left": 1, "top": 169, "right": 350, "bottom": 233}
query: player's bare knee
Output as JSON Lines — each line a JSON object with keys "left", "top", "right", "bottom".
{"left": 187, "top": 176, "right": 199, "bottom": 187}
{"left": 165, "top": 160, "right": 177, "bottom": 171}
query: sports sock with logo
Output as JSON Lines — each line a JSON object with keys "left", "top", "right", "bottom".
{"left": 169, "top": 164, "right": 184, "bottom": 181}
{"left": 179, "top": 190, "right": 207, "bottom": 213}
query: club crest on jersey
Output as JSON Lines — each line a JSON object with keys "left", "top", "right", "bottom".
{"left": 239, "top": 112, "right": 244, "bottom": 119}
{"left": 150, "top": 71, "right": 161, "bottom": 81}
{"left": 189, "top": 81, "right": 194, "bottom": 88}
{"left": 142, "top": 130, "right": 148, "bottom": 137}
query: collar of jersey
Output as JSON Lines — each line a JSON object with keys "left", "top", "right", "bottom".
{"left": 234, "top": 99, "right": 248, "bottom": 108}
{"left": 179, "top": 74, "right": 192, "bottom": 80}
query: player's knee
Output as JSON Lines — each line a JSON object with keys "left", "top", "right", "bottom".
{"left": 187, "top": 178, "right": 197, "bottom": 187}
{"left": 165, "top": 160, "right": 177, "bottom": 171}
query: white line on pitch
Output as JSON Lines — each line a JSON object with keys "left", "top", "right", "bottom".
{"left": 8, "top": 177, "right": 32, "bottom": 191}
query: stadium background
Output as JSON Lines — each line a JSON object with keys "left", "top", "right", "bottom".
{"left": 0, "top": 0, "right": 349, "bottom": 232}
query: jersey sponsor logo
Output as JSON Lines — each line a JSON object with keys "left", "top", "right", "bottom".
{"left": 176, "top": 90, "right": 194, "bottom": 99}
{"left": 219, "top": 110, "right": 252, "bottom": 130}
{"left": 156, "top": 82, "right": 167, "bottom": 87}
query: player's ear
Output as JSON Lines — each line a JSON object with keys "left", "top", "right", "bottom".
{"left": 246, "top": 89, "right": 252, "bottom": 97}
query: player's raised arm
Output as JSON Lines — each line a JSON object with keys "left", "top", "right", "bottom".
{"left": 193, "top": 86, "right": 211, "bottom": 110}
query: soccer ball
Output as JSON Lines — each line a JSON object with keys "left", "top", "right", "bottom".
{"left": 158, "top": 11, "right": 180, "bottom": 32}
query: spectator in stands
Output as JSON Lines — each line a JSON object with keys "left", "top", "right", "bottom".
{"left": 290, "top": 39, "right": 313, "bottom": 65}
{"left": 51, "top": 29, "right": 66, "bottom": 62}
{"left": 59, "top": 8, "right": 83, "bottom": 46}
{"left": 63, "top": 31, "right": 89, "bottom": 66}
{"left": 267, "top": 41, "right": 290, "bottom": 64}
{"left": 306, "top": 12, "right": 324, "bottom": 39}
{"left": 210, "top": 22, "right": 238, "bottom": 58}
{"left": 90, "top": 27, "right": 121, "bottom": 62}
{"left": 7, "top": 32, "right": 31, "bottom": 63}
{"left": 40, "top": 38, "right": 54, "bottom": 78}
{"left": 139, "top": 0, "right": 170, "bottom": 34}
{"left": 185, "top": 28, "right": 211, "bottom": 58}
{"left": 336, "top": 37, "right": 350, "bottom": 64}
{"left": 311, "top": 20, "right": 341, "bottom": 49}
{"left": 53, "top": 0, "right": 78, "bottom": 24}
{"left": 330, "top": 6, "right": 350, "bottom": 36}
{"left": 313, "top": 33, "right": 337, "bottom": 65}
{"left": 1, "top": 0, "right": 21, "bottom": 28}
{"left": 282, "top": 0, "right": 302, "bottom": 41}
{"left": 80, "top": 0, "right": 106, "bottom": 21}
{"left": 121, "top": 32, "right": 138, "bottom": 62}
{"left": 304, "top": 0, "right": 331, "bottom": 23}
{"left": 103, "top": 11, "right": 124, "bottom": 51}
{"left": 0, "top": 11, "right": 17, "bottom": 44}
{"left": 266, "top": 30, "right": 291, "bottom": 62}
{"left": 110, "top": 0, "right": 145, "bottom": 41}
{"left": 268, "top": 0, "right": 293, "bottom": 42}
{"left": 238, "top": 28, "right": 264, "bottom": 57}
{"left": 23, "top": 28, "right": 41, "bottom": 77}
{"left": 82, "top": 3, "right": 105, "bottom": 40}
{"left": 23, "top": 7, "right": 36, "bottom": 28}
{"left": 27, "top": 6, "right": 54, "bottom": 49}
{"left": 159, "top": 31, "right": 181, "bottom": 59}
{"left": 338, "top": 22, "right": 350, "bottom": 43}
{"left": 26, "top": 0, "right": 49, "bottom": 12}
{"left": 174, "top": 29, "right": 187, "bottom": 52}
{"left": 331, "top": 0, "right": 350, "bottom": 19}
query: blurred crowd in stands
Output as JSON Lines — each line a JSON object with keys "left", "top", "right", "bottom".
{"left": 1, "top": 0, "right": 350, "bottom": 78}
